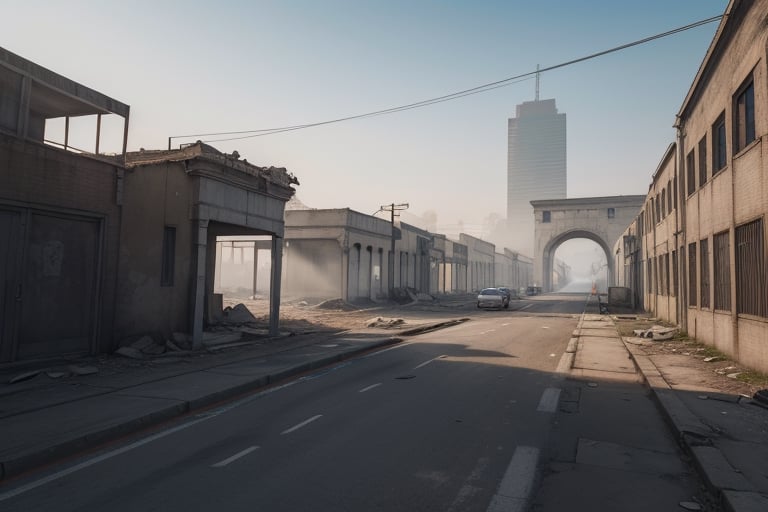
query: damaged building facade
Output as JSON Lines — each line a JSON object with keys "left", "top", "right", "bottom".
{"left": 0, "top": 47, "right": 297, "bottom": 361}
{"left": 615, "top": 0, "right": 768, "bottom": 372}
{"left": 0, "top": 47, "right": 129, "bottom": 363}
{"left": 120, "top": 143, "right": 296, "bottom": 347}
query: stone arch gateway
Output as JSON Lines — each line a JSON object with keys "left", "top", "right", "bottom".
{"left": 531, "top": 196, "right": 645, "bottom": 292}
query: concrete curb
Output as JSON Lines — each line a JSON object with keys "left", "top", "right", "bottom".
{"left": 620, "top": 339, "right": 768, "bottom": 512}
{"left": 0, "top": 336, "right": 403, "bottom": 482}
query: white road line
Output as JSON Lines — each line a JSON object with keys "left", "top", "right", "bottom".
{"left": 359, "top": 383, "right": 382, "bottom": 393}
{"left": 536, "top": 388, "right": 561, "bottom": 413}
{"left": 414, "top": 358, "right": 436, "bottom": 370}
{"left": 486, "top": 446, "right": 540, "bottom": 512}
{"left": 281, "top": 414, "right": 323, "bottom": 435}
{"left": 211, "top": 446, "right": 259, "bottom": 468}
{"left": 519, "top": 304, "right": 533, "bottom": 311}
{"left": 0, "top": 414, "right": 213, "bottom": 502}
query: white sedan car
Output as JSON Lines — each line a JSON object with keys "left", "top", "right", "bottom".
{"left": 477, "top": 288, "right": 509, "bottom": 309}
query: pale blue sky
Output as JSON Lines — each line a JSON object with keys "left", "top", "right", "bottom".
{"left": 2, "top": 0, "right": 725, "bottom": 239}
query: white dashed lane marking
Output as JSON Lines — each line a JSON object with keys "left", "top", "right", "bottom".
{"left": 211, "top": 446, "right": 259, "bottom": 468}
{"left": 536, "top": 388, "right": 561, "bottom": 413}
{"left": 486, "top": 446, "right": 540, "bottom": 512}
{"left": 281, "top": 415, "right": 323, "bottom": 435}
{"left": 359, "top": 383, "right": 382, "bottom": 393}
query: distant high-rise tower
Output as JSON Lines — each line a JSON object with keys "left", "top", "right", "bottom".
{"left": 506, "top": 97, "right": 566, "bottom": 255}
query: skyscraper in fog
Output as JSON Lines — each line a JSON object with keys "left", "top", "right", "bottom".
{"left": 506, "top": 98, "right": 566, "bottom": 256}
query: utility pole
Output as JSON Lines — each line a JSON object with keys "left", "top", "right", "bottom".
{"left": 380, "top": 202, "right": 409, "bottom": 298}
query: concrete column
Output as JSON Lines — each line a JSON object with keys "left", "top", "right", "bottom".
{"left": 191, "top": 219, "right": 209, "bottom": 349}
{"left": 341, "top": 245, "right": 350, "bottom": 302}
{"left": 269, "top": 236, "right": 283, "bottom": 336}
{"left": 252, "top": 242, "right": 259, "bottom": 297}
{"left": 214, "top": 240, "right": 222, "bottom": 294}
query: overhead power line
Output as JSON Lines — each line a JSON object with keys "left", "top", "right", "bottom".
{"left": 169, "top": 14, "right": 723, "bottom": 147}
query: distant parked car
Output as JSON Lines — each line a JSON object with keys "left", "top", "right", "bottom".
{"left": 526, "top": 286, "right": 542, "bottom": 296}
{"left": 477, "top": 288, "right": 509, "bottom": 309}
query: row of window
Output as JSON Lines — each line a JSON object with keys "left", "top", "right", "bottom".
{"left": 649, "top": 218, "right": 765, "bottom": 318}
{"left": 686, "top": 76, "right": 755, "bottom": 195}
{"left": 639, "top": 75, "right": 756, "bottom": 231}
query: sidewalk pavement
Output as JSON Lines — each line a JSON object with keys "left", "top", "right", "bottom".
{"left": 574, "top": 297, "right": 768, "bottom": 512}
{"left": 0, "top": 316, "right": 464, "bottom": 483}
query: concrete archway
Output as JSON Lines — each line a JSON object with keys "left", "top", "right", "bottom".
{"left": 531, "top": 196, "right": 645, "bottom": 292}
{"left": 541, "top": 229, "right": 613, "bottom": 292}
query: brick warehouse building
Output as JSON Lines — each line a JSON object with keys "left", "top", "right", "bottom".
{"left": 615, "top": 0, "right": 768, "bottom": 373}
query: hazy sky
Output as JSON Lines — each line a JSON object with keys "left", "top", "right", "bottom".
{"left": 3, "top": 0, "right": 725, "bottom": 241}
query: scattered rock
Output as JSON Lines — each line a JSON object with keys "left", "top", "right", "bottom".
{"left": 587, "top": 382, "right": 598, "bottom": 388}
{"left": 698, "top": 395, "right": 708, "bottom": 400}
{"left": 223, "top": 303, "right": 257, "bottom": 324}
{"left": 67, "top": 365, "right": 98, "bottom": 376}
{"left": 703, "top": 356, "right": 722, "bottom": 363}
{"left": 727, "top": 372, "right": 742, "bottom": 379}
{"left": 679, "top": 501, "right": 701, "bottom": 511}
{"left": 366, "top": 317, "right": 405, "bottom": 328}
{"left": 297, "top": 301, "right": 309, "bottom": 307}
{"left": 8, "top": 370, "right": 42, "bottom": 384}
{"left": 115, "top": 346, "right": 145, "bottom": 360}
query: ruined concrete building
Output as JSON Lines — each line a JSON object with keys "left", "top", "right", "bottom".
{"left": 0, "top": 47, "right": 297, "bottom": 362}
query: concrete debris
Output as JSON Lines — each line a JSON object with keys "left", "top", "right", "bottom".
{"left": 8, "top": 370, "right": 42, "bottom": 385}
{"left": 366, "top": 317, "right": 405, "bottom": 328}
{"left": 315, "top": 298, "right": 357, "bottom": 311}
{"left": 679, "top": 501, "right": 701, "bottom": 511}
{"left": 223, "top": 303, "right": 257, "bottom": 324}
{"left": 67, "top": 365, "right": 98, "bottom": 376}
{"left": 130, "top": 335, "right": 155, "bottom": 351}
{"left": 633, "top": 325, "right": 678, "bottom": 341}
{"left": 703, "top": 356, "right": 722, "bottom": 363}
{"left": 726, "top": 372, "right": 742, "bottom": 379}
{"left": 115, "top": 346, "right": 145, "bottom": 360}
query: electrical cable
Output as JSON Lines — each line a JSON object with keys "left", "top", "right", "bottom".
{"left": 168, "top": 14, "right": 723, "bottom": 146}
